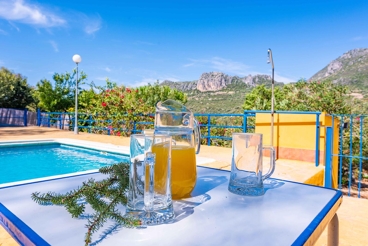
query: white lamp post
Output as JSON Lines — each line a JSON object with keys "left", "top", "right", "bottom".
{"left": 267, "top": 49, "right": 274, "bottom": 147}
{"left": 72, "top": 54, "right": 82, "bottom": 134}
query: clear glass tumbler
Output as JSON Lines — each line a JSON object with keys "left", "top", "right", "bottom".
{"left": 126, "top": 134, "right": 174, "bottom": 225}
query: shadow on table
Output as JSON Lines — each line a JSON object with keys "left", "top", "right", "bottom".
{"left": 264, "top": 179, "right": 285, "bottom": 194}
{"left": 169, "top": 175, "right": 228, "bottom": 223}
{"left": 90, "top": 175, "right": 228, "bottom": 245}
{"left": 191, "top": 175, "right": 228, "bottom": 197}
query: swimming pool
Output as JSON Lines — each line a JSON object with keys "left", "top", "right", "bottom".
{"left": 0, "top": 139, "right": 130, "bottom": 186}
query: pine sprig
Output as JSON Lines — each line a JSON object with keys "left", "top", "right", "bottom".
{"left": 31, "top": 162, "right": 141, "bottom": 245}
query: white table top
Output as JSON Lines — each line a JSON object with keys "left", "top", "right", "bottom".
{"left": 0, "top": 167, "right": 342, "bottom": 246}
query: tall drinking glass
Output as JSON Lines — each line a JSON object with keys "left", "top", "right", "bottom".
{"left": 126, "top": 134, "right": 174, "bottom": 225}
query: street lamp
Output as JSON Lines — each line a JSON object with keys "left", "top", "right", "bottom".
{"left": 267, "top": 49, "right": 275, "bottom": 147}
{"left": 72, "top": 54, "right": 82, "bottom": 134}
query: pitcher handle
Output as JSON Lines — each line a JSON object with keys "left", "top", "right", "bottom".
{"left": 262, "top": 146, "right": 275, "bottom": 180}
{"left": 194, "top": 118, "right": 201, "bottom": 154}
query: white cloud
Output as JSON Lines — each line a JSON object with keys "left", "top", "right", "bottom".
{"left": 351, "top": 36, "right": 368, "bottom": 41}
{"left": 95, "top": 77, "right": 108, "bottom": 81}
{"left": 133, "top": 76, "right": 180, "bottom": 87}
{"left": 135, "top": 78, "right": 157, "bottom": 86}
{"left": 105, "top": 67, "right": 111, "bottom": 72}
{"left": 185, "top": 56, "right": 296, "bottom": 83}
{"left": 184, "top": 57, "right": 252, "bottom": 76}
{"left": 183, "top": 63, "right": 195, "bottom": 67}
{"left": 0, "top": 28, "right": 7, "bottom": 35}
{"left": 82, "top": 14, "right": 102, "bottom": 35}
{"left": 0, "top": 0, "right": 66, "bottom": 27}
{"left": 274, "top": 73, "right": 295, "bottom": 83}
{"left": 161, "top": 77, "right": 180, "bottom": 82}
{"left": 8, "top": 21, "right": 20, "bottom": 31}
{"left": 49, "top": 40, "right": 58, "bottom": 52}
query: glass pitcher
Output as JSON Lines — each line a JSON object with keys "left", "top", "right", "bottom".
{"left": 154, "top": 99, "right": 201, "bottom": 199}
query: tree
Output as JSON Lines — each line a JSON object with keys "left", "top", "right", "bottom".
{"left": 34, "top": 70, "right": 87, "bottom": 112}
{"left": 137, "top": 82, "right": 187, "bottom": 107}
{"left": 243, "top": 79, "right": 352, "bottom": 114}
{"left": 0, "top": 67, "right": 34, "bottom": 109}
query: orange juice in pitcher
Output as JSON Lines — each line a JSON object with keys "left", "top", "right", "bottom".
{"left": 151, "top": 144, "right": 196, "bottom": 199}
{"left": 171, "top": 145, "right": 196, "bottom": 199}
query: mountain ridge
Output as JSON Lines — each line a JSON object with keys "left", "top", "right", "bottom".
{"left": 310, "top": 48, "right": 368, "bottom": 92}
{"left": 161, "top": 72, "right": 277, "bottom": 92}
{"left": 160, "top": 48, "right": 368, "bottom": 113}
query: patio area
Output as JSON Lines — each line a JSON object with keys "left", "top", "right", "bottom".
{"left": 1, "top": 126, "right": 368, "bottom": 245}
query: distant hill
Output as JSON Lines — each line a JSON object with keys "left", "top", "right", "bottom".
{"left": 161, "top": 72, "right": 282, "bottom": 113}
{"left": 310, "top": 48, "right": 368, "bottom": 93}
{"left": 161, "top": 72, "right": 277, "bottom": 92}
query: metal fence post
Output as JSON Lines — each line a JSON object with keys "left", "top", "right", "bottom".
{"left": 338, "top": 116, "right": 344, "bottom": 189}
{"left": 23, "top": 108, "right": 28, "bottom": 126}
{"left": 89, "top": 114, "right": 92, "bottom": 133}
{"left": 59, "top": 114, "right": 62, "bottom": 129}
{"left": 243, "top": 113, "right": 248, "bottom": 133}
{"left": 358, "top": 116, "right": 364, "bottom": 198}
{"left": 207, "top": 115, "right": 211, "bottom": 146}
{"left": 324, "top": 127, "right": 332, "bottom": 188}
{"left": 315, "top": 114, "right": 320, "bottom": 167}
{"left": 37, "top": 108, "right": 41, "bottom": 126}
{"left": 133, "top": 121, "right": 137, "bottom": 134}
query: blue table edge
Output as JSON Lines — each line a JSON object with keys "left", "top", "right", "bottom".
{"left": 0, "top": 166, "right": 343, "bottom": 246}
{"left": 0, "top": 203, "right": 50, "bottom": 246}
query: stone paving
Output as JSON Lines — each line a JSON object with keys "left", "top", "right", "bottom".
{"left": 0, "top": 126, "right": 367, "bottom": 245}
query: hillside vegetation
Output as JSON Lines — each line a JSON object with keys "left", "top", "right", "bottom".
{"left": 162, "top": 75, "right": 283, "bottom": 113}
{"left": 310, "top": 48, "right": 368, "bottom": 94}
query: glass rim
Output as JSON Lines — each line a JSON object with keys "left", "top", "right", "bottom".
{"left": 132, "top": 133, "right": 172, "bottom": 138}
{"left": 232, "top": 133, "right": 262, "bottom": 136}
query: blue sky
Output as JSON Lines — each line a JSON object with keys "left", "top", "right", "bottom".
{"left": 0, "top": 0, "right": 368, "bottom": 87}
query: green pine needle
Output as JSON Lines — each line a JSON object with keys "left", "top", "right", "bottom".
{"left": 31, "top": 162, "right": 140, "bottom": 245}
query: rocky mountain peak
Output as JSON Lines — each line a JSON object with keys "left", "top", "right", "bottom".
{"left": 310, "top": 48, "right": 368, "bottom": 84}
{"left": 197, "top": 72, "right": 232, "bottom": 91}
{"left": 161, "top": 72, "right": 276, "bottom": 92}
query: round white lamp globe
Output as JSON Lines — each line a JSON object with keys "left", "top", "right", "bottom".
{"left": 72, "top": 54, "right": 82, "bottom": 64}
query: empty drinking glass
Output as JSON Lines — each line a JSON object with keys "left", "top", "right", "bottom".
{"left": 126, "top": 134, "right": 174, "bottom": 225}
{"left": 228, "top": 133, "right": 276, "bottom": 196}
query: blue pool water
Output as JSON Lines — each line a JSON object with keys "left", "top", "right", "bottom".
{"left": 0, "top": 143, "right": 129, "bottom": 184}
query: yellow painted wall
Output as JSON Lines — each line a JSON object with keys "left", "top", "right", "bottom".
{"left": 255, "top": 113, "right": 339, "bottom": 188}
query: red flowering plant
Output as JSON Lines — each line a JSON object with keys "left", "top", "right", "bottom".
{"left": 85, "top": 80, "right": 187, "bottom": 136}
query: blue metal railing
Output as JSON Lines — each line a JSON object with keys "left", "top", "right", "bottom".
{"left": 36, "top": 111, "right": 247, "bottom": 141}
{"left": 194, "top": 113, "right": 250, "bottom": 145}
{"left": 37, "top": 110, "right": 156, "bottom": 135}
{"left": 0, "top": 108, "right": 28, "bottom": 127}
{"left": 330, "top": 114, "right": 368, "bottom": 198}
{"left": 6, "top": 108, "right": 368, "bottom": 198}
